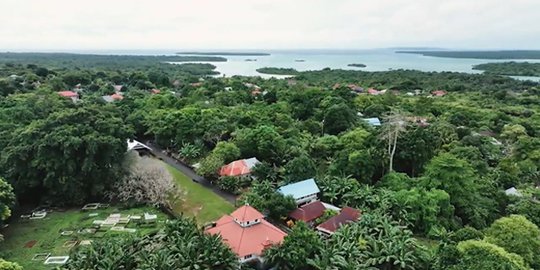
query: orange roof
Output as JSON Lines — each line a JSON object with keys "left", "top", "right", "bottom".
{"left": 57, "top": 91, "right": 78, "bottom": 98}
{"left": 111, "top": 93, "right": 124, "bottom": 100}
{"left": 432, "top": 90, "right": 447, "bottom": 96}
{"left": 231, "top": 205, "right": 264, "bottom": 223}
{"left": 206, "top": 206, "right": 287, "bottom": 257}
{"left": 219, "top": 158, "right": 259, "bottom": 177}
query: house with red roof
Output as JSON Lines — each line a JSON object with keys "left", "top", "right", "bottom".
{"left": 316, "top": 207, "right": 361, "bottom": 235}
{"left": 432, "top": 90, "right": 447, "bottom": 97}
{"left": 219, "top": 157, "right": 260, "bottom": 178}
{"left": 289, "top": 201, "right": 326, "bottom": 225}
{"left": 150, "top": 89, "right": 161, "bottom": 94}
{"left": 57, "top": 91, "right": 79, "bottom": 102}
{"left": 102, "top": 93, "right": 124, "bottom": 103}
{"left": 367, "top": 88, "right": 381, "bottom": 95}
{"left": 206, "top": 205, "right": 287, "bottom": 263}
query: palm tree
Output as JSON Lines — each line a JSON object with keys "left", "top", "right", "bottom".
{"left": 380, "top": 110, "right": 408, "bottom": 172}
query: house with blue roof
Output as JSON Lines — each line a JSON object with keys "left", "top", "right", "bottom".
{"left": 277, "top": 178, "right": 320, "bottom": 205}
{"left": 363, "top": 117, "right": 381, "bottom": 127}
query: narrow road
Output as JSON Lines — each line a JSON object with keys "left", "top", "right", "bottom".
{"left": 146, "top": 142, "right": 237, "bottom": 204}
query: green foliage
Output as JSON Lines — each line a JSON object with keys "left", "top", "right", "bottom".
{"left": 0, "top": 178, "right": 16, "bottom": 222}
{"left": 196, "top": 154, "right": 225, "bottom": 179}
{"left": 235, "top": 125, "right": 286, "bottom": 163}
{"left": 240, "top": 180, "right": 296, "bottom": 220}
{"left": 323, "top": 103, "right": 357, "bottom": 135}
{"left": 484, "top": 215, "right": 540, "bottom": 268}
{"left": 212, "top": 141, "right": 241, "bottom": 164}
{"left": 256, "top": 67, "right": 300, "bottom": 75}
{"left": 264, "top": 222, "right": 323, "bottom": 270}
{"left": 65, "top": 217, "right": 239, "bottom": 270}
{"left": 453, "top": 240, "right": 528, "bottom": 270}
{"left": 1, "top": 104, "right": 131, "bottom": 204}
{"left": 283, "top": 155, "right": 316, "bottom": 182}
{"left": 0, "top": 259, "right": 22, "bottom": 270}
{"left": 474, "top": 61, "right": 540, "bottom": 77}
{"left": 507, "top": 199, "right": 540, "bottom": 227}
{"left": 217, "top": 176, "right": 241, "bottom": 194}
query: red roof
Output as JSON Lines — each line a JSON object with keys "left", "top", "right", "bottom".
{"left": 57, "top": 91, "right": 78, "bottom": 98}
{"left": 316, "top": 207, "right": 361, "bottom": 234}
{"left": 219, "top": 158, "right": 260, "bottom": 177}
{"left": 206, "top": 206, "right": 287, "bottom": 258}
{"left": 111, "top": 93, "right": 124, "bottom": 100}
{"left": 432, "top": 90, "right": 447, "bottom": 96}
{"left": 151, "top": 89, "right": 161, "bottom": 94}
{"left": 231, "top": 205, "right": 264, "bottom": 223}
{"left": 367, "top": 88, "right": 379, "bottom": 95}
{"left": 289, "top": 201, "right": 326, "bottom": 223}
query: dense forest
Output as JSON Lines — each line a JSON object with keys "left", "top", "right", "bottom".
{"left": 0, "top": 53, "right": 539, "bottom": 269}
{"left": 397, "top": 50, "right": 540, "bottom": 59}
{"left": 177, "top": 52, "right": 271, "bottom": 56}
{"left": 474, "top": 62, "right": 540, "bottom": 76}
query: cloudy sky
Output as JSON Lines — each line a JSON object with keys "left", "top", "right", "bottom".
{"left": 1, "top": 0, "right": 538, "bottom": 51}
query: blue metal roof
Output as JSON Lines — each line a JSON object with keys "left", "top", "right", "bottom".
{"left": 363, "top": 117, "right": 381, "bottom": 126}
{"left": 277, "top": 178, "right": 320, "bottom": 199}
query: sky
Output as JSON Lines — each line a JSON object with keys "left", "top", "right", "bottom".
{"left": 1, "top": 0, "right": 539, "bottom": 51}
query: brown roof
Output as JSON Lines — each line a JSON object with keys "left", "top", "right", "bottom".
{"left": 289, "top": 201, "right": 326, "bottom": 222}
{"left": 316, "top": 207, "right": 361, "bottom": 234}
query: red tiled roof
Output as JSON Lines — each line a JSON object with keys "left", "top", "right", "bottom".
{"left": 206, "top": 206, "right": 287, "bottom": 258}
{"left": 219, "top": 160, "right": 250, "bottom": 177}
{"left": 111, "top": 93, "right": 124, "bottom": 100}
{"left": 57, "top": 91, "right": 78, "bottom": 98}
{"left": 289, "top": 201, "right": 326, "bottom": 223}
{"left": 231, "top": 205, "right": 264, "bottom": 223}
{"left": 432, "top": 90, "right": 447, "bottom": 96}
{"left": 316, "top": 207, "right": 361, "bottom": 234}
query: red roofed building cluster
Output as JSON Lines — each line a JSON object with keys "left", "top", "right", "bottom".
{"left": 219, "top": 157, "right": 260, "bottom": 178}
{"left": 288, "top": 201, "right": 326, "bottom": 224}
{"left": 57, "top": 91, "right": 79, "bottom": 102}
{"left": 206, "top": 205, "right": 287, "bottom": 263}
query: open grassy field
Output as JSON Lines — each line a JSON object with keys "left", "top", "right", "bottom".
{"left": 0, "top": 206, "right": 167, "bottom": 270}
{"left": 166, "top": 164, "right": 234, "bottom": 224}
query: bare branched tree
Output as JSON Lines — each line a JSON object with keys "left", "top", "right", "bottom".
{"left": 109, "top": 152, "right": 181, "bottom": 209}
{"left": 380, "top": 110, "right": 408, "bottom": 172}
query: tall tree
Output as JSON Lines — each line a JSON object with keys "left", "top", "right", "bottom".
{"left": 1, "top": 105, "right": 131, "bottom": 204}
{"left": 380, "top": 111, "right": 408, "bottom": 172}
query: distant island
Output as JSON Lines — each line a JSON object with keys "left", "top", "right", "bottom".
{"left": 177, "top": 52, "right": 270, "bottom": 56}
{"left": 396, "top": 50, "right": 540, "bottom": 59}
{"left": 256, "top": 67, "right": 299, "bottom": 75}
{"left": 473, "top": 62, "right": 540, "bottom": 77}
{"left": 295, "top": 59, "right": 306, "bottom": 62}
{"left": 245, "top": 59, "right": 257, "bottom": 62}
{"left": 348, "top": 63, "right": 367, "bottom": 68}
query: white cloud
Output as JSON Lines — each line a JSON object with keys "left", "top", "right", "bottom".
{"left": 0, "top": 0, "right": 538, "bottom": 50}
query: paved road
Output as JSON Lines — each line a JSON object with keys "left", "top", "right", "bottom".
{"left": 146, "top": 142, "right": 237, "bottom": 204}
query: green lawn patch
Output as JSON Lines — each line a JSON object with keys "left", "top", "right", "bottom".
{"left": 0, "top": 206, "right": 166, "bottom": 270}
{"left": 166, "top": 164, "right": 234, "bottom": 224}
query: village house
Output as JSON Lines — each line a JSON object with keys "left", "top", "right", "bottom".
{"left": 127, "top": 139, "right": 152, "bottom": 155}
{"left": 57, "top": 90, "right": 79, "bottom": 102}
{"left": 431, "top": 90, "right": 447, "bottom": 97}
{"left": 367, "top": 88, "right": 381, "bottom": 95}
{"left": 219, "top": 157, "right": 260, "bottom": 178}
{"left": 316, "top": 207, "right": 361, "bottom": 235}
{"left": 102, "top": 93, "right": 124, "bottom": 103}
{"left": 288, "top": 201, "right": 341, "bottom": 226}
{"left": 363, "top": 117, "right": 382, "bottom": 127}
{"left": 113, "top": 85, "right": 124, "bottom": 92}
{"left": 206, "top": 205, "right": 287, "bottom": 264}
{"left": 278, "top": 178, "right": 320, "bottom": 206}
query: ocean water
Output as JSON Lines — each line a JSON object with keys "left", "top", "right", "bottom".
{"left": 63, "top": 49, "right": 540, "bottom": 81}
{"left": 171, "top": 49, "right": 540, "bottom": 81}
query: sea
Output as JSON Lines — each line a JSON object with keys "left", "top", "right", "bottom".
{"left": 70, "top": 49, "right": 540, "bottom": 81}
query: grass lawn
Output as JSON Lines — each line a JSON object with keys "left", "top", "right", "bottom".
{"left": 0, "top": 206, "right": 167, "bottom": 270}
{"left": 166, "top": 164, "right": 234, "bottom": 224}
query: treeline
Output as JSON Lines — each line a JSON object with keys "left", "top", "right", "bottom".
{"left": 177, "top": 51, "right": 270, "bottom": 56}
{"left": 474, "top": 61, "right": 540, "bottom": 77}
{"left": 397, "top": 50, "right": 540, "bottom": 59}
{"left": 256, "top": 67, "right": 300, "bottom": 75}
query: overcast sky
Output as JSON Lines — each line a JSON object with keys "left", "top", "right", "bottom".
{"left": 1, "top": 0, "right": 539, "bottom": 51}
